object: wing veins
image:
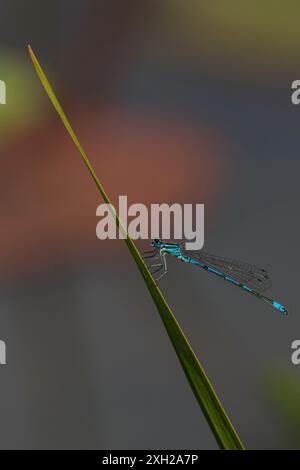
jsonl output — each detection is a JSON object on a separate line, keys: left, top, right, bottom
{"left": 184, "top": 249, "right": 272, "bottom": 293}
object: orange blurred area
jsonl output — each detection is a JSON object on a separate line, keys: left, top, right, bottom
{"left": 0, "top": 103, "right": 228, "bottom": 278}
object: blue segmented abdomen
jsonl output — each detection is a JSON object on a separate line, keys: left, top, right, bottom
{"left": 184, "top": 254, "right": 288, "bottom": 315}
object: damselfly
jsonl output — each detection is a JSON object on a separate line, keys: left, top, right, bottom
{"left": 143, "top": 239, "right": 288, "bottom": 315}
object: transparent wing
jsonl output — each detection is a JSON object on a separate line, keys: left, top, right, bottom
{"left": 143, "top": 248, "right": 165, "bottom": 277}
{"left": 183, "top": 248, "right": 272, "bottom": 293}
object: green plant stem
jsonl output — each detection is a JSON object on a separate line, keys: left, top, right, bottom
{"left": 28, "top": 45, "right": 245, "bottom": 450}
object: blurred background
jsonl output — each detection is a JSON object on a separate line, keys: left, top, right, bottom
{"left": 0, "top": 0, "right": 299, "bottom": 449}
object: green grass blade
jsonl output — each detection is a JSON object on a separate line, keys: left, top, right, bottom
{"left": 28, "top": 45, "right": 245, "bottom": 450}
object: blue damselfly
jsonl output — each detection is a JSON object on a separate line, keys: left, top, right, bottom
{"left": 144, "top": 239, "right": 288, "bottom": 315}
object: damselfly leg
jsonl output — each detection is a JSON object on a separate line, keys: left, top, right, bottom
{"left": 143, "top": 248, "right": 168, "bottom": 280}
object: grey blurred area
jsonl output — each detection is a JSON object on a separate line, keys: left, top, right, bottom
{"left": 0, "top": 0, "right": 299, "bottom": 449}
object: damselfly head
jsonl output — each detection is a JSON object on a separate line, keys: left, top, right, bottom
{"left": 151, "top": 239, "right": 162, "bottom": 248}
